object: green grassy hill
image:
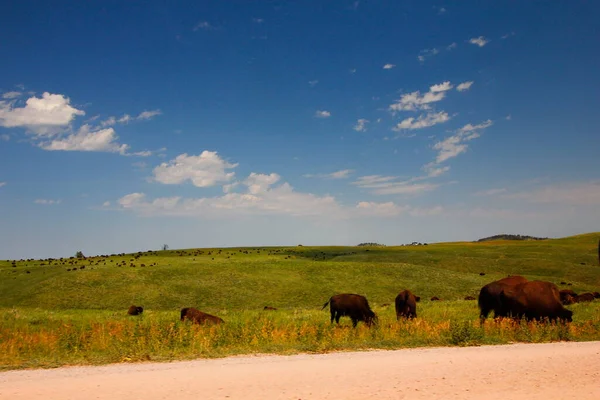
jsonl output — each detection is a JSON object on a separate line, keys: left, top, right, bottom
{"left": 1, "top": 232, "right": 599, "bottom": 312}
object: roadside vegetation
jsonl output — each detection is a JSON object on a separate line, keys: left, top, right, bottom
{"left": 0, "top": 232, "right": 599, "bottom": 370}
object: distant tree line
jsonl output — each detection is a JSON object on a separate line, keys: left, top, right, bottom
{"left": 476, "top": 234, "right": 548, "bottom": 242}
{"left": 357, "top": 242, "right": 386, "bottom": 247}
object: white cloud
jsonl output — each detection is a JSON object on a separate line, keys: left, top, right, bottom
{"left": 393, "top": 111, "right": 450, "bottom": 130}
{"left": 309, "top": 80, "right": 319, "bottom": 87}
{"left": 34, "top": 199, "right": 61, "bottom": 205}
{"left": 118, "top": 114, "right": 132, "bottom": 124}
{"left": 353, "top": 118, "right": 369, "bottom": 132}
{"left": 101, "top": 116, "right": 117, "bottom": 127}
{"left": 389, "top": 82, "right": 455, "bottom": 112}
{"left": 152, "top": 151, "right": 238, "bottom": 187}
{"left": 469, "top": 36, "right": 489, "bottom": 47}
{"left": 383, "top": 64, "right": 396, "bottom": 69}
{"left": 0, "top": 182, "right": 6, "bottom": 187}
{"left": 446, "top": 42, "right": 457, "bottom": 50}
{"left": 437, "top": 7, "right": 446, "bottom": 14}
{"left": 244, "top": 172, "right": 281, "bottom": 194}
{"left": 39, "top": 125, "right": 130, "bottom": 154}
{"left": 115, "top": 181, "right": 414, "bottom": 219}
{"left": 456, "top": 81, "right": 474, "bottom": 92}
{"left": 0, "top": 92, "right": 85, "bottom": 134}
{"left": 424, "top": 165, "right": 450, "bottom": 178}
{"left": 349, "top": 68, "right": 357, "bottom": 74}
{"left": 0, "top": 134, "right": 9, "bottom": 141}
{"left": 504, "top": 181, "right": 600, "bottom": 206}
{"left": 315, "top": 110, "right": 331, "bottom": 118}
{"left": 2, "top": 91, "right": 22, "bottom": 99}
{"left": 193, "top": 21, "right": 214, "bottom": 31}
{"left": 304, "top": 169, "right": 354, "bottom": 180}
{"left": 253, "top": 18, "right": 264, "bottom": 23}
{"left": 429, "top": 81, "right": 454, "bottom": 92}
{"left": 432, "top": 120, "right": 492, "bottom": 163}
{"left": 474, "top": 188, "right": 507, "bottom": 196}
{"left": 102, "top": 201, "right": 111, "bottom": 207}
{"left": 104, "top": 110, "right": 161, "bottom": 126}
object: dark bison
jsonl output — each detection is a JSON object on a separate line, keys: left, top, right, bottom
{"left": 430, "top": 296, "right": 441, "bottom": 301}
{"left": 321, "top": 294, "right": 377, "bottom": 327}
{"left": 499, "top": 281, "right": 573, "bottom": 323}
{"left": 180, "top": 307, "right": 224, "bottom": 325}
{"left": 478, "top": 275, "right": 528, "bottom": 323}
{"left": 395, "top": 290, "right": 418, "bottom": 319}
{"left": 127, "top": 305, "right": 144, "bottom": 316}
{"left": 464, "top": 296, "right": 476, "bottom": 301}
{"left": 263, "top": 306, "right": 278, "bottom": 311}
{"left": 576, "top": 293, "right": 595, "bottom": 302}
{"left": 559, "top": 289, "right": 578, "bottom": 305}
{"left": 594, "top": 292, "right": 600, "bottom": 299}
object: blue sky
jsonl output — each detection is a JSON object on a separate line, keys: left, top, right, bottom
{"left": 1, "top": 1, "right": 600, "bottom": 259}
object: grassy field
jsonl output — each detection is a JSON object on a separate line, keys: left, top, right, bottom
{"left": 1, "top": 232, "right": 599, "bottom": 370}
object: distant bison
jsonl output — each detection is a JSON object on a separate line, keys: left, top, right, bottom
{"left": 478, "top": 275, "right": 528, "bottom": 323}
{"left": 576, "top": 293, "right": 595, "bottom": 303}
{"left": 321, "top": 294, "right": 377, "bottom": 327}
{"left": 559, "top": 289, "right": 578, "bottom": 305}
{"left": 180, "top": 307, "right": 224, "bottom": 325}
{"left": 499, "top": 281, "right": 573, "bottom": 323}
{"left": 263, "top": 306, "right": 278, "bottom": 311}
{"left": 594, "top": 292, "right": 600, "bottom": 299}
{"left": 395, "top": 290, "right": 418, "bottom": 320}
{"left": 430, "top": 297, "right": 441, "bottom": 301}
{"left": 464, "top": 296, "right": 476, "bottom": 301}
{"left": 127, "top": 305, "right": 144, "bottom": 316}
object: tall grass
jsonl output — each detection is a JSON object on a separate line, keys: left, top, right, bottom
{"left": 2, "top": 302, "right": 599, "bottom": 371}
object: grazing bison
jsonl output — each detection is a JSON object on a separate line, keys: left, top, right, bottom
{"left": 321, "top": 294, "right": 377, "bottom": 327}
{"left": 576, "top": 293, "right": 595, "bottom": 302}
{"left": 499, "top": 281, "right": 573, "bottom": 323}
{"left": 593, "top": 292, "right": 600, "bottom": 299}
{"left": 430, "top": 297, "right": 441, "bottom": 301}
{"left": 395, "top": 290, "right": 418, "bottom": 320}
{"left": 559, "top": 289, "right": 578, "bottom": 305}
{"left": 127, "top": 305, "right": 144, "bottom": 316}
{"left": 478, "top": 275, "right": 528, "bottom": 323}
{"left": 263, "top": 306, "right": 278, "bottom": 311}
{"left": 180, "top": 307, "right": 224, "bottom": 325}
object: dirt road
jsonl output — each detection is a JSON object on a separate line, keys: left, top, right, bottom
{"left": 1, "top": 341, "right": 599, "bottom": 400}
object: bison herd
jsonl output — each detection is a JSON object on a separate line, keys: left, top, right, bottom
{"left": 125, "top": 275, "right": 598, "bottom": 328}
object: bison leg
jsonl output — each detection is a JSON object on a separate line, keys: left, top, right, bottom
{"left": 351, "top": 318, "right": 358, "bottom": 328}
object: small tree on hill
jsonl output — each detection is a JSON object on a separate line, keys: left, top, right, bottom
{"left": 162, "top": 244, "right": 169, "bottom": 251}
{"left": 75, "top": 251, "right": 85, "bottom": 259}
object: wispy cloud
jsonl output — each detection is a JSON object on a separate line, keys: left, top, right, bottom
{"left": 393, "top": 111, "right": 451, "bottom": 131}
{"left": 501, "top": 32, "right": 515, "bottom": 39}
{"left": 383, "top": 64, "right": 396, "bottom": 69}
{"left": 474, "top": 188, "right": 507, "bottom": 196}
{"left": 304, "top": 169, "right": 354, "bottom": 179}
{"left": 432, "top": 119, "right": 493, "bottom": 163}
{"left": 308, "top": 80, "right": 319, "bottom": 87}
{"left": 0, "top": 133, "right": 9, "bottom": 141}
{"left": 456, "top": 81, "right": 474, "bottom": 92}
{"left": 315, "top": 110, "right": 331, "bottom": 118}
{"left": 0, "top": 182, "right": 6, "bottom": 187}
{"left": 353, "top": 175, "right": 439, "bottom": 195}
{"left": 469, "top": 36, "right": 489, "bottom": 47}
{"left": 2, "top": 91, "right": 22, "bottom": 99}
{"left": 436, "top": 6, "right": 447, "bottom": 14}
{"left": 34, "top": 199, "right": 61, "bottom": 205}
{"left": 252, "top": 18, "right": 264, "bottom": 23}
{"left": 353, "top": 118, "right": 369, "bottom": 132}
{"left": 504, "top": 181, "right": 600, "bottom": 206}
{"left": 193, "top": 21, "right": 214, "bottom": 31}
{"left": 39, "top": 125, "right": 130, "bottom": 154}
{"left": 102, "top": 109, "right": 162, "bottom": 127}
